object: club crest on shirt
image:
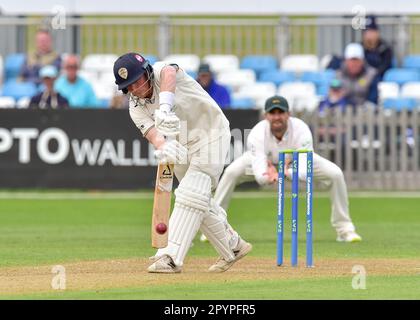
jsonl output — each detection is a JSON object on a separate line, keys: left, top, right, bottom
{"left": 118, "top": 67, "right": 128, "bottom": 79}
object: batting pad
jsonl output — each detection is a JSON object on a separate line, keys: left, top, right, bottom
{"left": 156, "top": 171, "right": 211, "bottom": 266}
{"left": 200, "top": 199, "right": 237, "bottom": 262}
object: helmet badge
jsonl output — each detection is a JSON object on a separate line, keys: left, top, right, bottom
{"left": 118, "top": 67, "right": 128, "bottom": 79}
{"left": 135, "top": 54, "right": 143, "bottom": 62}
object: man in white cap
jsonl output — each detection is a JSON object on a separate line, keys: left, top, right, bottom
{"left": 336, "top": 43, "right": 378, "bottom": 106}
{"left": 202, "top": 95, "right": 362, "bottom": 243}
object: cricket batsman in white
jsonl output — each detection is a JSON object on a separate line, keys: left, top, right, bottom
{"left": 206, "top": 95, "right": 362, "bottom": 243}
{"left": 113, "top": 52, "right": 252, "bottom": 273}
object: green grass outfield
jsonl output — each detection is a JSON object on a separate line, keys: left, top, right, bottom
{"left": 0, "top": 191, "right": 419, "bottom": 299}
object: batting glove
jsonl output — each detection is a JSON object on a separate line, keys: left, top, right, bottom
{"left": 154, "top": 139, "right": 188, "bottom": 165}
{"left": 155, "top": 109, "right": 181, "bottom": 137}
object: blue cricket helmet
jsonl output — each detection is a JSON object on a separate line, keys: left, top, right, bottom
{"left": 113, "top": 52, "right": 153, "bottom": 94}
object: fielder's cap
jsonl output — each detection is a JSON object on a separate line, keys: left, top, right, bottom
{"left": 344, "top": 43, "right": 364, "bottom": 60}
{"left": 113, "top": 52, "right": 149, "bottom": 92}
{"left": 264, "top": 95, "right": 289, "bottom": 113}
{"left": 365, "top": 15, "right": 379, "bottom": 30}
{"left": 198, "top": 63, "right": 211, "bottom": 74}
{"left": 39, "top": 65, "right": 58, "bottom": 78}
{"left": 330, "top": 78, "right": 343, "bottom": 89}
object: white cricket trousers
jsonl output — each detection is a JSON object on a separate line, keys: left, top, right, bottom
{"left": 155, "top": 130, "right": 240, "bottom": 266}
{"left": 214, "top": 151, "right": 356, "bottom": 234}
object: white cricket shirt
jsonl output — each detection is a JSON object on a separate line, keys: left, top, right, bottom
{"left": 247, "top": 117, "right": 313, "bottom": 185}
{"left": 129, "top": 62, "right": 230, "bottom": 151}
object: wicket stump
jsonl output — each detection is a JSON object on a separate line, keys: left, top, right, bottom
{"left": 277, "top": 149, "right": 314, "bottom": 268}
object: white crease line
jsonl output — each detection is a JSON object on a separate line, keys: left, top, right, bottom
{"left": 0, "top": 193, "right": 152, "bottom": 200}
{"left": 0, "top": 191, "right": 419, "bottom": 200}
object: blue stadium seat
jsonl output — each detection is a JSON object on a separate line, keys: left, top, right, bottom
{"left": 301, "top": 69, "right": 335, "bottom": 85}
{"left": 301, "top": 69, "right": 336, "bottom": 97}
{"left": 240, "top": 55, "right": 278, "bottom": 78}
{"left": 383, "top": 97, "right": 418, "bottom": 111}
{"left": 402, "top": 55, "right": 420, "bottom": 70}
{"left": 1, "top": 80, "right": 37, "bottom": 100}
{"left": 4, "top": 53, "right": 25, "bottom": 81}
{"left": 316, "top": 83, "right": 330, "bottom": 97}
{"left": 144, "top": 55, "right": 158, "bottom": 65}
{"left": 383, "top": 68, "right": 420, "bottom": 86}
{"left": 186, "top": 71, "right": 197, "bottom": 79}
{"left": 230, "top": 97, "right": 255, "bottom": 109}
{"left": 259, "top": 70, "right": 295, "bottom": 87}
{"left": 97, "top": 98, "right": 110, "bottom": 108}
{"left": 224, "top": 84, "right": 233, "bottom": 95}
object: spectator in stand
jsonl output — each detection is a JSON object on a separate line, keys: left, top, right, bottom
{"left": 20, "top": 29, "right": 62, "bottom": 87}
{"left": 335, "top": 43, "right": 378, "bottom": 106}
{"left": 29, "top": 65, "right": 69, "bottom": 109}
{"left": 317, "top": 79, "right": 351, "bottom": 166}
{"left": 318, "top": 79, "right": 350, "bottom": 114}
{"left": 325, "top": 54, "right": 344, "bottom": 70}
{"left": 196, "top": 63, "right": 231, "bottom": 109}
{"left": 362, "top": 15, "right": 393, "bottom": 80}
{"left": 55, "top": 54, "right": 99, "bottom": 108}
{"left": 109, "top": 91, "right": 129, "bottom": 109}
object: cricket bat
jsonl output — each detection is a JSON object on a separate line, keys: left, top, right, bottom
{"left": 151, "top": 163, "right": 174, "bottom": 248}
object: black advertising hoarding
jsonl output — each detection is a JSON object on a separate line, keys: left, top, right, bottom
{"left": 0, "top": 109, "right": 259, "bottom": 189}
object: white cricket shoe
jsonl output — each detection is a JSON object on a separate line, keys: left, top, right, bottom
{"left": 208, "top": 238, "right": 252, "bottom": 273}
{"left": 336, "top": 231, "right": 362, "bottom": 243}
{"left": 200, "top": 233, "right": 209, "bottom": 242}
{"left": 147, "top": 254, "right": 182, "bottom": 273}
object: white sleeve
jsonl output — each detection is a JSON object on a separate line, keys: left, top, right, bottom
{"left": 286, "top": 120, "right": 314, "bottom": 181}
{"left": 294, "top": 121, "right": 313, "bottom": 151}
{"left": 129, "top": 106, "right": 154, "bottom": 137}
{"left": 247, "top": 128, "right": 269, "bottom": 186}
{"left": 153, "top": 61, "right": 186, "bottom": 84}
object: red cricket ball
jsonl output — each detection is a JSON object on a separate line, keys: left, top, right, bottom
{"left": 156, "top": 223, "right": 167, "bottom": 234}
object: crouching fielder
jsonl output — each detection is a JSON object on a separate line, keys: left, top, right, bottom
{"left": 213, "top": 96, "right": 362, "bottom": 243}
{"left": 113, "top": 53, "right": 252, "bottom": 273}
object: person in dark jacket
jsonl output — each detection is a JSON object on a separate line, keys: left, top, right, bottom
{"left": 29, "top": 65, "right": 69, "bottom": 109}
{"left": 361, "top": 15, "right": 393, "bottom": 79}
{"left": 196, "top": 63, "right": 231, "bottom": 109}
